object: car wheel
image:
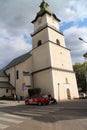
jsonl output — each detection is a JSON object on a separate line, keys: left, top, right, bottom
{"left": 38, "top": 102, "right": 42, "bottom": 106}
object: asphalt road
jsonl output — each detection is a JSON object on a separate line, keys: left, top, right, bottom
{"left": 0, "top": 99, "right": 87, "bottom": 130}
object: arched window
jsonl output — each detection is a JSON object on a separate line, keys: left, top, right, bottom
{"left": 56, "top": 39, "right": 60, "bottom": 45}
{"left": 65, "top": 78, "right": 68, "bottom": 84}
{"left": 16, "top": 70, "right": 19, "bottom": 80}
{"left": 37, "top": 40, "right": 42, "bottom": 47}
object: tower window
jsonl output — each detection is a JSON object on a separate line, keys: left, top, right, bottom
{"left": 16, "top": 70, "right": 19, "bottom": 80}
{"left": 65, "top": 78, "right": 68, "bottom": 84}
{"left": 37, "top": 40, "right": 42, "bottom": 47}
{"left": 6, "top": 89, "right": 8, "bottom": 93}
{"left": 56, "top": 39, "right": 60, "bottom": 45}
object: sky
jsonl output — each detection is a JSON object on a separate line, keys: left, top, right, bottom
{"left": 0, "top": 0, "right": 87, "bottom": 69}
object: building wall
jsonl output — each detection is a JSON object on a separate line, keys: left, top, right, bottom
{"left": 33, "top": 69, "right": 54, "bottom": 96}
{"left": 46, "top": 14, "right": 59, "bottom": 30}
{"left": 52, "top": 70, "right": 79, "bottom": 101}
{"left": 32, "top": 31, "right": 79, "bottom": 100}
{"left": 32, "top": 43, "right": 51, "bottom": 72}
{"left": 6, "top": 67, "right": 16, "bottom": 87}
{"left": 48, "top": 41, "right": 79, "bottom": 100}
{"left": 0, "top": 77, "right": 8, "bottom": 82}
{"left": 5, "top": 57, "right": 32, "bottom": 97}
{"left": 49, "top": 42, "right": 73, "bottom": 70}
{"left": 34, "top": 14, "right": 59, "bottom": 32}
{"left": 32, "top": 28, "right": 49, "bottom": 49}
{"left": 48, "top": 28, "right": 66, "bottom": 47}
{"left": 0, "top": 88, "right": 11, "bottom": 97}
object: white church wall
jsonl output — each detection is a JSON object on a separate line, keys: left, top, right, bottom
{"left": 52, "top": 70, "right": 79, "bottom": 101}
{"left": 48, "top": 28, "right": 66, "bottom": 47}
{"left": 33, "top": 69, "right": 54, "bottom": 96}
{"left": 49, "top": 42, "right": 73, "bottom": 71}
{"left": 32, "top": 28, "right": 49, "bottom": 49}
{"left": 46, "top": 14, "right": 59, "bottom": 30}
{"left": 32, "top": 43, "right": 51, "bottom": 72}
{"left": 34, "top": 14, "right": 59, "bottom": 33}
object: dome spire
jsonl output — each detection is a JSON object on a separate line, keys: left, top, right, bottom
{"left": 38, "top": 0, "right": 51, "bottom": 16}
{"left": 31, "top": 0, "right": 60, "bottom": 23}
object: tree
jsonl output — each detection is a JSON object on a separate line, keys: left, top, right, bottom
{"left": 73, "top": 62, "right": 87, "bottom": 92}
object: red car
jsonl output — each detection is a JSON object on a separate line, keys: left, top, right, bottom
{"left": 25, "top": 95, "right": 50, "bottom": 106}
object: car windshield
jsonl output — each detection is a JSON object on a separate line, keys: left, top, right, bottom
{"left": 31, "top": 95, "right": 40, "bottom": 98}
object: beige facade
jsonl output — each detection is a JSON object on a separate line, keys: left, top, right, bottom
{"left": 31, "top": 1, "right": 79, "bottom": 100}
{"left": 34, "top": 14, "right": 59, "bottom": 33}
{"left": 0, "top": 88, "right": 11, "bottom": 97}
{"left": 5, "top": 57, "right": 32, "bottom": 97}
{"left": 0, "top": 77, "right": 8, "bottom": 82}
{"left": 0, "top": 73, "right": 14, "bottom": 97}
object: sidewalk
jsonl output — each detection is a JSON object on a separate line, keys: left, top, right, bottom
{"left": 0, "top": 100, "right": 25, "bottom": 106}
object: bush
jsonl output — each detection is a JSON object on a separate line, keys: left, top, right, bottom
{"left": 0, "top": 95, "right": 14, "bottom": 100}
{"left": 28, "top": 88, "right": 41, "bottom": 97}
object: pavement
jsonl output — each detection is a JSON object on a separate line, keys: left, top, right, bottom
{"left": 0, "top": 100, "right": 25, "bottom": 106}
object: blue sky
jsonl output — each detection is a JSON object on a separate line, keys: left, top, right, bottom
{"left": 0, "top": 0, "right": 87, "bottom": 69}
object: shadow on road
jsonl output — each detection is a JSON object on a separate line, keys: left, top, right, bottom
{"left": 0, "top": 99, "right": 87, "bottom": 123}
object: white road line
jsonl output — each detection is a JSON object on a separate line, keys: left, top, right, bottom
{"left": 22, "top": 110, "right": 48, "bottom": 114}
{"left": 0, "top": 123, "right": 9, "bottom": 130}
{"left": 3, "top": 114, "right": 26, "bottom": 119}
{"left": 0, "top": 117, "right": 23, "bottom": 124}
{"left": 14, "top": 112, "right": 41, "bottom": 116}
{"left": 27, "top": 109, "right": 54, "bottom": 113}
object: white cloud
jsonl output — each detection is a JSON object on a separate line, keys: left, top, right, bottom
{"left": 0, "top": 28, "right": 32, "bottom": 68}
{"left": 64, "top": 26, "right": 87, "bottom": 64}
{"left": 0, "top": 0, "right": 87, "bottom": 68}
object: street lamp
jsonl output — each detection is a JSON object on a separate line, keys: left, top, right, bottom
{"left": 79, "top": 37, "right": 87, "bottom": 59}
{"left": 83, "top": 53, "right": 87, "bottom": 60}
{"left": 79, "top": 37, "right": 87, "bottom": 44}
{"left": 58, "top": 83, "right": 60, "bottom": 101}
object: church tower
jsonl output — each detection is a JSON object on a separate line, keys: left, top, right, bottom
{"left": 31, "top": 0, "right": 79, "bottom": 101}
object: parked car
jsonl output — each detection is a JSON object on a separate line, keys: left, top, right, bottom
{"left": 25, "top": 95, "right": 50, "bottom": 106}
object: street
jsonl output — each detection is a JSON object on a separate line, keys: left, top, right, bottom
{"left": 0, "top": 99, "right": 87, "bottom": 130}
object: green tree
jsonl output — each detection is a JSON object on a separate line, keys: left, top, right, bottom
{"left": 73, "top": 62, "right": 87, "bottom": 92}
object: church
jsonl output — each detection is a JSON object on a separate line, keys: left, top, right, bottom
{"left": 0, "top": 0, "right": 79, "bottom": 101}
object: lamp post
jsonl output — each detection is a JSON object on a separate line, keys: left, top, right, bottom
{"left": 83, "top": 54, "right": 87, "bottom": 92}
{"left": 58, "top": 83, "right": 60, "bottom": 101}
{"left": 79, "top": 37, "right": 87, "bottom": 92}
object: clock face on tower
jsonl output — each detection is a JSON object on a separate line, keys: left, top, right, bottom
{"left": 38, "top": 18, "right": 42, "bottom": 24}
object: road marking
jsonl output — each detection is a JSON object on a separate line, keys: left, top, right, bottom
{"left": 0, "top": 117, "right": 23, "bottom": 124}
{"left": 27, "top": 109, "right": 54, "bottom": 113}
{"left": 0, "top": 123, "right": 9, "bottom": 130}
{"left": 22, "top": 110, "right": 48, "bottom": 114}
{"left": 14, "top": 112, "right": 41, "bottom": 116}
{"left": 3, "top": 114, "right": 26, "bottom": 119}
